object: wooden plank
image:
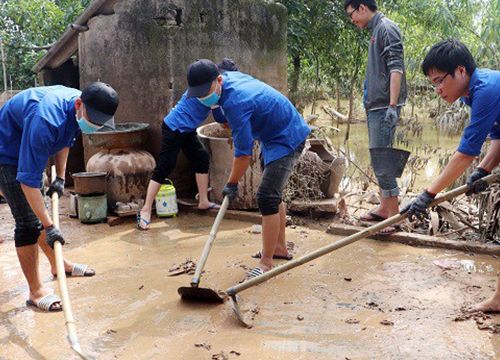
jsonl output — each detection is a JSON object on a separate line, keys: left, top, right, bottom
{"left": 178, "top": 204, "right": 261, "bottom": 224}
{"left": 326, "top": 223, "right": 500, "bottom": 256}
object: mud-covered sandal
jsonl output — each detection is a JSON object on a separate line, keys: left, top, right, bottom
{"left": 26, "top": 293, "right": 62, "bottom": 312}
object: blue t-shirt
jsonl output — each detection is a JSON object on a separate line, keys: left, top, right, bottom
{"left": 0, "top": 85, "right": 81, "bottom": 188}
{"left": 164, "top": 92, "right": 210, "bottom": 132}
{"left": 458, "top": 68, "right": 500, "bottom": 156}
{"left": 219, "top": 71, "right": 311, "bottom": 165}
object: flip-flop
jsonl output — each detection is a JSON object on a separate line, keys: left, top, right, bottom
{"left": 53, "top": 263, "right": 95, "bottom": 278}
{"left": 137, "top": 213, "right": 151, "bottom": 230}
{"left": 360, "top": 211, "right": 387, "bottom": 222}
{"left": 198, "top": 203, "right": 220, "bottom": 211}
{"left": 376, "top": 224, "right": 401, "bottom": 235}
{"left": 246, "top": 267, "right": 266, "bottom": 279}
{"left": 26, "top": 293, "right": 62, "bottom": 312}
{"left": 251, "top": 250, "right": 293, "bottom": 261}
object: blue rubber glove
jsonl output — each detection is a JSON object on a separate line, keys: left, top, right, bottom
{"left": 401, "top": 190, "right": 436, "bottom": 222}
{"left": 222, "top": 183, "right": 239, "bottom": 201}
{"left": 45, "top": 225, "right": 65, "bottom": 249}
{"left": 466, "top": 167, "right": 490, "bottom": 196}
{"left": 47, "top": 176, "right": 65, "bottom": 198}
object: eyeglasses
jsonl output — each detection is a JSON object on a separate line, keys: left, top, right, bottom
{"left": 431, "top": 73, "right": 450, "bottom": 88}
{"left": 346, "top": 7, "right": 359, "bottom": 19}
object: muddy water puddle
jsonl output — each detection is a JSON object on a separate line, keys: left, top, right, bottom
{"left": 0, "top": 202, "right": 499, "bottom": 359}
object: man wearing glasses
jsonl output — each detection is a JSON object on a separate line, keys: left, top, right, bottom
{"left": 344, "top": 0, "right": 407, "bottom": 232}
{"left": 405, "top": 39, "right": 500, "bottom": 313}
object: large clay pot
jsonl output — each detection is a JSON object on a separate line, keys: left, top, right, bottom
{"left": 197, "top": 123, "right": 261, "bottom": 210}
{"left": 86, "top": 149, "right": 156, "bottom": 208}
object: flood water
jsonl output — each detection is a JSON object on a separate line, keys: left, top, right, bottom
{"left": 324, "top": 117, "right": 463, "bottom": 191}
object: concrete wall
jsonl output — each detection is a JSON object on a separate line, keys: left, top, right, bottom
{"left": 78, "top": 0, "right": 287, "bottom": 195}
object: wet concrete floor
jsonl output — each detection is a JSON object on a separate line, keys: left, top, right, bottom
{"left": 0, "top": 199, "right": 499, "bottom": 360}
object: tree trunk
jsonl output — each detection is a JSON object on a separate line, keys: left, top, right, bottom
{"left": 336, "top": 82, "right": 341, "bottom": 127}
{"left": 311, "top": 55, "right": 320, "bottom": 114}
{"left": 289, "top": 54, "right": 301, "bottom": 106}
{"left": 345, "top": 58, "right": 361, "bottom": 144}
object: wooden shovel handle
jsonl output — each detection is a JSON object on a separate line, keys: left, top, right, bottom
{"left": 190, "top": 196, "right": 230, "bottom": 287}
{"left": 51, "top": 166, "right": 81, "bottom": 351}
{"left": 227, "top": 173, "right": 500, "bottom": 296}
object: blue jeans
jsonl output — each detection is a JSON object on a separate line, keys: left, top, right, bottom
{"left": 367, "top": 108, "right": 400, "bottom": 198}
{"left": 0, "top": 165, "right": 42, "bottom": 247}
{"left": 257, "top": 142, "right": 304, "bottom": 216}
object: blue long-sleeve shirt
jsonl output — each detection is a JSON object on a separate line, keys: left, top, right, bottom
{"left": 218, "top": 71, "right": 310, "bottom": 165}
{"left": 0, "top": 85, "right": 81, "bottom": 188}
{"left": 458, "top": 68, "right": 500, "bottom": 156}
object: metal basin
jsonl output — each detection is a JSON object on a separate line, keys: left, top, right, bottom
{"left": 72, "top": 171, "right": 107, "bottom": 195}
{"left": 85, "top": 123, "right": 150, "bottom": 149}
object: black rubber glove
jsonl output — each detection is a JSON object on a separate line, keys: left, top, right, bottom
{"left": 222, "top": 183, "right": 239, "bottom": 201}
{"left": 45, "top": 225, "right": 65, "bottom": 249}
{"left": 401, "top": 190, "right": 436, "bottom": 222}
{"left": 466, "top": 167, "right": 490, "bottom": 196}
{"left": 47, "top": 176, "right": 65, "bottom": 198}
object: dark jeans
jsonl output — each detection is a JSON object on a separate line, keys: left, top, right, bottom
{"left": 151, "top": 122, "right": 210, "bottom": 184}
{"left": 257, "top": 142, "right": 304, "bottom": 216}
{"left": 0, "top": 165, "right": 41, "bottom": 247}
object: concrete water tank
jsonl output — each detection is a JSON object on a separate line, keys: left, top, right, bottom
{"left": 197, "top": 123, "right": 261, "bottom": 210}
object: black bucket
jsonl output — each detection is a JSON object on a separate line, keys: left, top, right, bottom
{"left": 369, "top": 148, "right": 411, "bottom": 178}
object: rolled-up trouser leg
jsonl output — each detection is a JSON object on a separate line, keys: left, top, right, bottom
{"left": 367, "top": 108, "right": 401, "bottom": 198}
{"left": 0, "top": 165, "right": 41, "bottom": 247}
{"left": 257, "top": 143, "right": 304, "bottom": 216}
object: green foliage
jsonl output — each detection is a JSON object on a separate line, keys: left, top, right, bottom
{"left": 0, "top": 0, "right": 91, "bottom": 89}
{"left": 282, "top": 0, "right": 499, "bottom": 110}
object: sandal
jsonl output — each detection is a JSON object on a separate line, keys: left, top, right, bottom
{"left": 251, "top": 250, "right": 293, "bottom": 261}
{"left": 53, "top": 263, "right": 95, "bottom": 278}
{"left": 26, "top": 293, "right": 62, "bottom": 312}
{"left": 376, "top": 224, "right": 401, "bottom": 235}
{"left": 137, "top": 212, "right": 151, "bottom": 230}
{"left": 198, "top": 203, "right": 220, "bottom": 211}
{"left": 246, "top": 267, "right": 266, "bottom": 279}
{"left": 360, "top": 211, "right": 387, "bottom": 222}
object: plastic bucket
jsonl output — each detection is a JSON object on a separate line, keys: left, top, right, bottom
{"left": 369, "top": 148, "right": 411, "bottom": 178}
{"left": 155, "top": 179, "right": 178, "bottom": 217}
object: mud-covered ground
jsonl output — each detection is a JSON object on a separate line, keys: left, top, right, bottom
{"left": 0, "top": 197, "right": 499, "bottom": 360}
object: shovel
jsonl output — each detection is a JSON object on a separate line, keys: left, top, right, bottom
{"left": 178, "top": 196, "right": 229, "bottom": 303}
{"left": 50, "top": 166, "right": 94, "bottom": 360}
{"left": 226, "top": 173, "right": 500, "bottom": 327}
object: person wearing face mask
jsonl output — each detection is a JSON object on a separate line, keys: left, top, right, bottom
{"left": 404, "top": 39, "right": 500, "bottom": 313}
{"left": 184, "top": 59, "right": 311, "bottom": 278}
{"left": 137, "top": 59, "right": 238, "bottom": 230}
{"left": 0, "top": 82, "right": 118, "bottom": 312}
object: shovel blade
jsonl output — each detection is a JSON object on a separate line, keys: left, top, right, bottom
{"left": 178, "top": 286, "right": 224, "bottom": 304}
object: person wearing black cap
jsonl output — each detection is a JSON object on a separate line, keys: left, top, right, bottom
{"left": 185, "top": 59, "right": 311, "bottom": 278}
{"left": 0, "top": 82, "right": 119, "bottom": 312}
{"left": 137, "top": 59, "right": 237, "bottom": 230}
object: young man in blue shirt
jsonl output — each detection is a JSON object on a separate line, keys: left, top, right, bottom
{"left": 137, "top": 59, "right": 239, "bottom": 230}
{"left": 186, "top": 59, "right": 311, "bottom": 277}
{"left": 404, "top": 39, "right": 500, "bottom": 313}
{"left": 0, "top": 82, "right": 119, "bottom": 312}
